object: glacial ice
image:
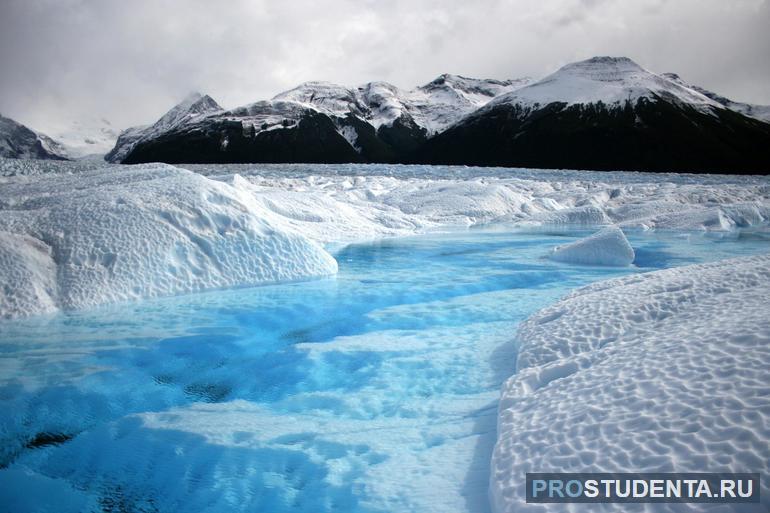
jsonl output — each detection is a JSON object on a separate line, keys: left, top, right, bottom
{"left": 1, "top": 159, "right": 769, "bottom": 318}
{"left": 549, "top": 225, "right": 635, "bottom": 266}
{"left": 0, "top": 164, "right": 337, "bottom": 318}
{"left": 0, "top": 156, "right": 768, "bottom": 513}
{"left": 0, "top": 231, "right": 58, "bottom": 318}
{"left": 492, "top": 253, "right": 770, "bottom": 513}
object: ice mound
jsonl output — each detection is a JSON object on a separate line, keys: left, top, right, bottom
{"left": 226, "top": 174, "right": 423, "bottom": 244}
{"left": 549, "top": 226, "right": 635, "bottom": 266}
{"left": 0, "top": 165, "right": 337, "bottom": 318}
{"left": 0, "top": 232, "right": 58, "bottom": 318}
{"left": 491, "top": 254, "right": 770, "bottom": 513}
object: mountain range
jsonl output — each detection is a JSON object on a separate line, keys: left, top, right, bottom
{"left": 418, "top": 57, "right": 770, "bottom": 172}
{"left": 107, "top": 74, "right": 532, "bottom": 166}
{"left": 3, "top": 57, "right": 770, "bottom": 173}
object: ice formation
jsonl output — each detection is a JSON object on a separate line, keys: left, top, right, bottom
{"left": 0, "top": 164, "right": 337, "bottom": 318}
{"left": 1, "top": 159, "right": 769, "bottom": 318}
{"left": 215, "top": 167, "right": 770, "bottom": 245}
{"left": 549, "top": 225, "right": 635, "bottom": 266}
{"left": 491, "top": 254, "right": 770, "bottom": 513}
{"left": 0, "top": 231, "right": 58, "bottom": 318}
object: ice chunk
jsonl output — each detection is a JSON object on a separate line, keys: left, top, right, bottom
{"left": 0, "top": 164, "right": 337, "bottom": 318}
{"left": 0, "top": 232, "right": 58, "bottom": 318}
{"left": 549, "top": 225, "right": 635, "bottom": 266}
{"left": 492, "top": 254, "right": 770, "bottom": 512}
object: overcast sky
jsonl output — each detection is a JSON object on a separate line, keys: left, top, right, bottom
{"left": 1, "top": 0, "right": 768, "bottom": 134}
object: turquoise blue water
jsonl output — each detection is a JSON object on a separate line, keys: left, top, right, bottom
{"left": 0, "top": 227, "right": 768, "bottom": 512}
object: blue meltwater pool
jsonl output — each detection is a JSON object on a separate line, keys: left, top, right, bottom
{"left": 1, "top": 227, "right": 768, "bottom": 513}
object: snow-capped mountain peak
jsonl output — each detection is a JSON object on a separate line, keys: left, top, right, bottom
{"left": 418, "top": 73, "right": 529, "bottom": 104}
{"left": 104, "top": 57, "right": 770, "bottom": 171}
{"left": 105, "top": 92, "right": 223, "bottom": 163}
{"left": 356, "top": 81, "right": 411, "bottom": 129}
{"left": 0, "top": 114, "right": 68, "bottom": 160}
{"left": 408, "top": 74, "right": 533, "bottom": 133}
{"left": 486, "top": 56, "right": 723, "bottom": 113}
{"left": 152, "top": 92, "right": 223, "bottom": 133}
{"left": 417, "top": 56, "right": 770, "bottom": 172}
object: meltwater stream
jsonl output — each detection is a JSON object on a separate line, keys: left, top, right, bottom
{"left": 1, "top": 227, "right": 768, "bottom": 513}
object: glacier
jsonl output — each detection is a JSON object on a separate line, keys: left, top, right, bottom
{"left": 1, "top": 158, "right": 770, "bottom": 318}
{"left": 0, "top": 159, "right": 769, "bottom": 513}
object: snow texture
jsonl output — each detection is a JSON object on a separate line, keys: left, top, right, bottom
{"left": 216, "top": 168, "right": 770, "bottom": 245}
{"left": 492, "top": 253, "right": 770, "bottom": 513}
{"left": 550, "top": 226, "right": 635, "bottom": 266}
{"left": 0, "top": 164, "right": 337, "bottom": 318}
{"left": 0, "top": 231, "right": 58, "bottom": 318}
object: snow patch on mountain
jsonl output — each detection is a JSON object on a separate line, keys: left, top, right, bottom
{"left": 272, "top": 75, "right": 532, "bottom": 135}
{"left": 221, "top": 100, "right": 307, "bottom": 136}
{"left": 662, "top": 72, "right": 770, "bottom": 123}
{"left": 273, "top": 81, "right": 369, "bottom": 119}
{"left": 43, "top": 117, "right": 121, "bottom": 158}
{"left": 409, "top": 74, "right": 532, "bottom": 133}
{"left": 337, "top": 125, "right": 361, "bottom": 153}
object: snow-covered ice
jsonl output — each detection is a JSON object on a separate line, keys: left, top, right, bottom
{"left": 212, "top": 166, "right": 770, "bottom": 245}
{"left": 1, "top": 159, "right": 769, "bottom": 318}
{"left": 0, "top": 231, "right": 58, "bottom": 318}
{"left": 0, "top": 163, "right": 337, "bottom": 318}
{"left": 549, "top": 225, "right": 635, "bottom": 266}
{"left": 492, "top": 253, "right": 770, "bottom": 513}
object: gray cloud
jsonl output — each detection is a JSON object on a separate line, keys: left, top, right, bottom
{"left": 1, "top": 0, "right": 768, "bottom": 134}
